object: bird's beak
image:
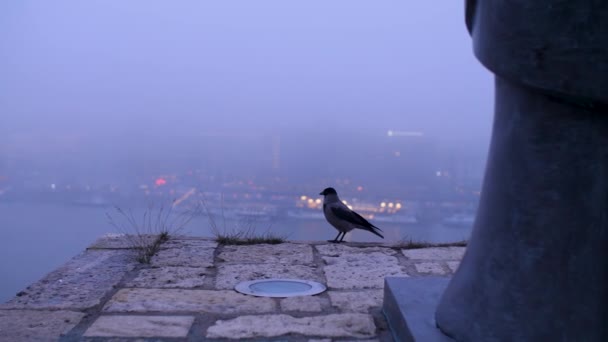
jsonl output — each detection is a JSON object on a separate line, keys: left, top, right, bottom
{"left": 319, "top": 191, "right": 324, "bottom": 195}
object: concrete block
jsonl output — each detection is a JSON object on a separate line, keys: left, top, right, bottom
{"left": 382, "top": 277, "right": 453, "bottom": 342}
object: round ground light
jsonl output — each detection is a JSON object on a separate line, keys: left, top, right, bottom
{"left": 234, "top": 278, "right": 327, "bottom": 298}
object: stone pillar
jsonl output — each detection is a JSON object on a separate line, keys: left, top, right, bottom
{"left": 435, "top": 1, "right": 608, "bottom": 341}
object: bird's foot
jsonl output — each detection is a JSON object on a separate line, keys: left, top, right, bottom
{"left": 327, "top": 240, "right": 340, "bottom": 243}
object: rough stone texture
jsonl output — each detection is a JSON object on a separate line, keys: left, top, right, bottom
{"left": 0, "top": 309, "right": 85, "bottom": 341}
{"left": 446, "top": 261, "right": 460, "bottom": 273}
{"left": 322, "top": 252, "right": 408, "bottom": 289}
{"left": 0, "top": 250, "right": 136, "bottom": 310}
{"left": 206, "top": 313, "right": 376, "bottom": 339}
{"left": 218, "top": 243, "right": 314, "bottom": 264}
{"left": 87, "top": 234, "right": 155, "bottom": 249}
{"left": 126, "top": 267, "right": 207, "bottom": 288}
{"left": 215, "top": 263, "right": 322, "bottom": 290}
{"left": 103, "top": 288, "right": 276, "bottom": 314}
{"left": 316, "top": 244, "right": 396, "bottom": 256}
{"left": 401, "top": 247, "right": 465, "bottom": 261}
{"left": 151, "top": 242, "right": 215, "bottom": 268}
{"left": 280, "top": 295, "right": 329, "bottom": 312}
{"left": 84, "top": 315, "right": 194, "bottom": 337}
{"left": 328, "top": 290, "right": 383, "bottom": 313}
{"left": 414, "top": 262, "right": 447, "bottom": 275}
{"left": 160, "top": 238, "right": 217, "bottom": 250}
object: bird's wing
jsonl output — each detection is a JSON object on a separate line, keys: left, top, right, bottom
{"left": 330, "top": 205, "right": 381, "bottom": 230}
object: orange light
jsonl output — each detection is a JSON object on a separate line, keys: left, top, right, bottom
{"left": 155, "top": 178, "right": 167, "bottom": 186}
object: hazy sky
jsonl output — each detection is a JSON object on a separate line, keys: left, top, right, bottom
{"left": 1, "top": 1, "right": 493, "bottom": 157}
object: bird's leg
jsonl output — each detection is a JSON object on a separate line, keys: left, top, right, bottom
{"left": 328, "top": 231, "right": 342, "bottom": 243}
{"left": 339, "top": 232, "right": 347, "bottom": 243}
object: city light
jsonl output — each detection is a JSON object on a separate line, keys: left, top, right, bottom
{"left": 300, "top": 195, "right": 307, "bottom": 201}
{"left": 315, "top": 199, "right": 321, "bottom": 204}
{"left": 155, "top": 178, "right": 167, "bottom": 186}
{"left": 380, "top": 202, "right": 386, "bottom": 208}
{"left": 388, "top": 202, "right": 394, "bottom": 208}
{"left": 396, "top": 203, "right": 402, "bottom": 209}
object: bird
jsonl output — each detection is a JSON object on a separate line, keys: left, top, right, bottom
{"left": 319, "top": 187, "right": 384, "bottom": 243}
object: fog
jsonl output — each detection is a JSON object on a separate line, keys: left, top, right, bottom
{"left": 1, "top": 0, "right": 492, "bottom": 167}
{"left": 0, "top": 1, "right": 495, "bottom": 301}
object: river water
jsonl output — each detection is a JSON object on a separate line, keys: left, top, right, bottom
{"left": 0, "top": 201, "right": 472, "bottom": 302}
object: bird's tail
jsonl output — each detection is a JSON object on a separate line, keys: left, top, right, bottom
{"left": 366, "top": 225, "right": 384, "bottom": 239}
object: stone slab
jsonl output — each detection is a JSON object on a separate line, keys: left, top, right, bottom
{"left": 126, "top": 267, "right": 207, "bottom": 288}
{"left": 323, "top": 252, "right": 408, "bottom": 289}
{"left": 0, "top": 250, "right": 136, "bottom": 310}
{"left": 414, "top": 262, "right": 447, "bottom": 275}
{"left": 161, "top": 238, "right": 217, "bottom": 250}
{"left": 329, "top": 290, "right": 383, "bottom": 313}
{"left": 87, "top": 234, "right": 160, "bottom": 250}
{"left": 206, "top": 313, "right": 377, "bottom": 339}
{"left": 218, "top": 243, "right": 313, "bottom": 264}
{"left": 151, "top": 243, "right": 215, "bottom": 268}
{"left": 103, "top": 288, "right": 276, "bottom": 314}
{"left": 316, "top": 244, "right": 396, "bottom": 256}
{"left": 0, "top": 309, "right": 85, "bottom": 341}
{"left": 382, "top": 277, "right": 454, "bottom": 342}
{"left": 84, "top": 315, "right": 194, "bottom": 337}
{"left": 446, "top": 261, "right": 460, "bottom": 273}
{"left": 401, "top": 247, "right": 465, "bottom": 261}
{"left": 280, "top": 295, "right": 329, "bottom": 312}
{"left": 215, "top": 263, "right": 322, "bottom": 290}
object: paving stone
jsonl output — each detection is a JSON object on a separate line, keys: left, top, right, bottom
{"left": 126, "top": 267, "right": 208, "bottom": 288}
{"left": 0, "top": 250, "right": 136, "bottom": 310}
{"left": 88, "top": 234, "right": 153, "bottom": 249}
{"left": 328, "top": 290, "right": 383, "bottom": 312}
{"left": 280, "top": 295, "right": 329, "bottom": 312}
{"left": 103, "top": 288, "right": 276, "bottom": 314}
{"left": 206, "top": 313, "right": 376, "bottom": 339}
{"left": 414, "top": 262, "right": 447, "bottom": 275}
{"left": 316, "top": 244, "right": 396, "bottom": 256}
{"left": 0, "top": 309, "right": 84, "bottom": 341}
{"left": 447, "top": 261, "right": 460, "bottom": 272}
{"left": 160, "top": 238, "right": 217, "bottom": 250}
{"left": 401, "top": 247, "right": 465, "bottom": 261}
{"left": 215, "top": 263, "right": 322, "bottom": 290}
{"left": 84, "top": 315, "right": 194, "bottom": 337}
{"left": 322, "top": 252, "right": 408, "bottom": 289}
{"left": 218, "top": 243, "right": 313, "bottom": 264}
{"left": 151, "top": 244, "right": 215, "bottom": 268}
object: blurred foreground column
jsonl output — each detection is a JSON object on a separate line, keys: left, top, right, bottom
{"left": 435, "top": 1, "right": 608, "bottom": 341}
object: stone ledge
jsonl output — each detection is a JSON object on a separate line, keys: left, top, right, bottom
{"left": 383, "top": 277, "right": 454, "bottom": 342}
